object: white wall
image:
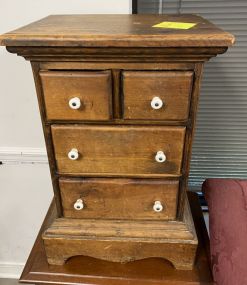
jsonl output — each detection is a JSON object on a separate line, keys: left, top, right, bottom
{"left": 0, "top": 0, "right": 131, "bottom": 278}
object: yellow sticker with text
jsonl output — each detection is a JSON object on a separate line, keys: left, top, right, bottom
{"left": 152, "top": 21, "right": 196, "bottom": 30}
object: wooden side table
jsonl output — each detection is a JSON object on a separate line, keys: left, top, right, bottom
{"left": 19, "top": 192, "right": 214, "bottom": 285}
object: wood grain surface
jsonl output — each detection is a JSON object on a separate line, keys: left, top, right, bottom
{"left": 0, "top": 14, "right": 234, "bottom": 274}
{"left": 0, "top": 14, "right": 234, "bottom": 47}
{"left": 19, "top": 193, "right": 214, "bottom": 285}
{"left": 60, "top": 178, "right": 179, "bottom": 220}
{"left": 123, "top": 71, "right": 193, "bottom": 120}
{"left": 42, "top": 193, "right": 197, "bottom": 269}
{"left": 51, "top": 125, "right": 186, "bottom": 177}
{"left": 40, "top": 70, "right": 112, "bottom": 121}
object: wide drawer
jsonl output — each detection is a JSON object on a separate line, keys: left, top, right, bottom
{"left": 60, "top": 178, "right": 179, "bottom": 220}
{"left": 52, "top": 125, "right": 185, "bottom": 177}
{"left": 122, "top": 71, "right": 193, "bottom": 121}
{"left": 40, "top": 70, "right": 112, "bottom": 121}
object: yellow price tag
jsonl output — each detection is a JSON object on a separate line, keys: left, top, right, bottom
{"left": 152, "top": 21, "right": 196, "bottom": 30}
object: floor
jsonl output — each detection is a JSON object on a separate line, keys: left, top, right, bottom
{"left": 0, "top": 279, "right": 18, "bottom": 285}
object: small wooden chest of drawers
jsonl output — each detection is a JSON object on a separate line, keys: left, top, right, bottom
{"left": 0, "top": 14, "right": 234, "bottom": 270}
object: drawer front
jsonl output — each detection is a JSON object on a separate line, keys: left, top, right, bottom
{"left": 123, "top": 71, "right": 193, "bottom": 121}
{"left": 60, "top": 178, "right": 179, "bottom": 220}
{"left": 40, "top": 70, "right": 112, "bottom": 121}
{"left": 52, "top": 125, "right": 185, "bottom": 177}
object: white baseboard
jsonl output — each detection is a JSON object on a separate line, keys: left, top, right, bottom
{"left": 0, "top": 147, "right": 48, "bottom": 164}
{"left": 0, "top": 262, "right": 24, "bottom": 279}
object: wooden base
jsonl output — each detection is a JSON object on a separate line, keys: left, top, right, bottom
{"left": 19, "top": 192, "right": 213, "bottom": 285}
{"left": 42, "top": 195, "right": 198, "bottom": 270}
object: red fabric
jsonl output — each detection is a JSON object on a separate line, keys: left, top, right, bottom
{"left": 202, "top": 179, "right": 247, "bottom": 285}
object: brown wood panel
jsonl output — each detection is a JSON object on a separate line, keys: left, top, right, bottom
{"left": 31, "top": 62, "right": 63, "bottom": 217}
{"left": 51, "top": 125, "right": 186, "bottom": 177}
{"left": 177, "top": 63, "right": 204, "bottom": 219}
{"left": 123, "top": 71, "right": 193, "bottom": 121}
{"left": 43, "top": 194, "right": 197, "bottom": 269}
{"left": 43, "top": 233, "right": 197, "bottom": 270}
{"left": 0, "top": 14, "right": 234, "bottom": 47}
{"left": 46, "top": 119, "right": 188, "bottom": 126}
{"left": 19, "top": 193, "right": 213, "bottom": 285}
{"left": 40, "top": 62, "right": 196, "bottom": 71}
{"left": 7, "top": 46, "right": 228, "bottom": 63}
{"left": 48, "top": 217, "right": 192, "bottom": 239}
{"left": 40, "top": 70, "right": 112, "bottom": 121}
{"left": 60, "top": 178, "right": 179, "bottom": 220}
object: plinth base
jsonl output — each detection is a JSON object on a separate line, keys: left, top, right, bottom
{"left": 20, "top": 192, "right": 213, "bottom": 285}
{"left": 42, "top": 196, "right": 197, "bottom": 270}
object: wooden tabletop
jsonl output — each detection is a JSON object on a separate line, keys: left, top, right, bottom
{"left": 19, "top": 192, "right": 214, "bottom": 285}
{"left": 0, "top": 14, "right": 234, "bottom": 48}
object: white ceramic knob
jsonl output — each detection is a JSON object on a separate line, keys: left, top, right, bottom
{"left": 153, "top": 201, "right": 163, "bottom": 212}
{"left": 151, "top": 97, "right": 163, "bottom": 110}
{"left": 68, "top": 148, "right": 79, "bottom": 160}
{"left": 69, "top": 97, "right": 81, "bottom": 109}
{"left": 155, "top": 151, "right": 166, "bottom": 163}
{"left": 74, "top": 199, "right": 84, "bottom": 210}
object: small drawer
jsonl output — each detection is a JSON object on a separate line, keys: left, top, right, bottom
{"left": 40, "top": 70, "right": 112, "bottom": 121}
{"left": 60, "top": 178, "right": 179, "bottom": 220}
{"left": 122, "top": 71, "right": 193, "bottom": 121}
{"left": 51, "top": 125, "right": 185, "bottom": 177}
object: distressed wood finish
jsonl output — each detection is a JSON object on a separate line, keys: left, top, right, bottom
{"left": 40, "top": 62, "right": 196, "bottom": 70}
{"left": 0, "top": 14, "right": 234, "bottom": 272}
{"left": 123, "top": 71, "right": 193, "bottom": 121}
{"left": 51, "top": 125, "right": 186, "bottom": 177}
{"left": 40, "top": 70, "right": 112, "bottom": 121}
{"left": 60, "top": 178, "right": 179, "bottom": 220}
{"left": 43, "top": 194, "right": 197, "bottom": 270}
{"left": 31, "top": 62, "right": 63, "bottom": 216}
{"left": 19, "top": 193, "right": 214, "bottom": 285}
{"left": 6, "top": 46, "right": 229, "bottom": 63}
{"left": 177, "top": 63, "right": 204, "bottom": 219}
{"left": 0, "top": 14, "right": 234, "bottom": 47}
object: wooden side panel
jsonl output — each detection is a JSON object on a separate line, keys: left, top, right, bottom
{"left": 177, "top": 63, "right": 204, "bottom": 219}
{"left": 43, "top": 237, "right": 197, "bottom": 270}
{"left": 51, "top": 125, "right": 186, "bottom": 177}
{"left": 40, "top": 70, "right": 112, "bottom": 121}
{"left": 60, "top": 178, "right": 179, "bottom": 220}
{"left": 123, "top": 71, "right": 193, "bottom": 121}
{"left": 31, "top": 62, "right": 63, "bottom": 216}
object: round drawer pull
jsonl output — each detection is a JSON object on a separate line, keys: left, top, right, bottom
{"left": 69, "top": 97, "right": 81, "bottom": 109}
{"left": 153, "top": 201, "right": 163, "bottom": 212}
{"left": 151, "top": 97, "right": 163, "bottom": 110}
{"left": 74, "top": 199, "right": 84, "bottom": 210}
{"left": 68, "top": 148, "right": 79, "bottom": 160}
{"left": 155, "top": 151, "right": 166, "bottom": 163}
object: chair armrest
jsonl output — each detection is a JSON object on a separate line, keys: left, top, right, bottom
{"left": 202, "top": 179, "right": 247, "bottom": 285}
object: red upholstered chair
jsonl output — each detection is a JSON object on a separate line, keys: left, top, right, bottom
{"left": 202, "top": 179, "right": 247, "bottom": 285}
